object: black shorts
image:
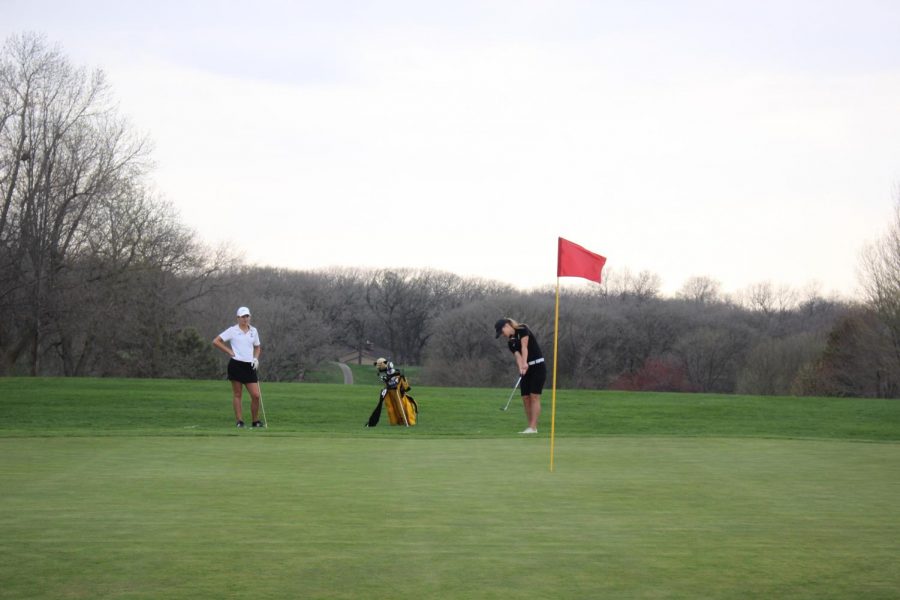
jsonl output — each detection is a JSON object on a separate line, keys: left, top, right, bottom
{"left": 227, "top": 359, "right": 258, "bottom": 384}
{"left": 521, "top": 362, "right": 546, "bottom": 396}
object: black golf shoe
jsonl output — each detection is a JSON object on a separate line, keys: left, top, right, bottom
{"left": 236, "top": 420, "right": 245, "bottom": 428}
{"left": 251, "top": 421, "right": 264, "bottom": 428}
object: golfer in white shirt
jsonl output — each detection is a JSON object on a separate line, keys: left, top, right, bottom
{"left": 213, "top": 306, "right": 263, "bottom": 428}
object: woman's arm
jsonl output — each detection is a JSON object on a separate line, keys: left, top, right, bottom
{"left": 212, "top": 336, "right": 234, "bottom": 358}
{"left": 517, "top": 335, "right": 530, "bottom": 374}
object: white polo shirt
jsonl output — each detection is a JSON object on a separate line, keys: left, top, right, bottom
{"left": 219, "top": 325, "right": 260, "bottom": 363}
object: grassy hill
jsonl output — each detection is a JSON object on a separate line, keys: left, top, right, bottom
{"left": 0, "top": 376, "right": 895, "bottom": 440}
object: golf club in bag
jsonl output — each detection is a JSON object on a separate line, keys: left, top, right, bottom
{"left": 366, "top": 360, "right": 417, "bottom": 427}
{"left": 501, "top": 376, "right": 522, "bottom": 411}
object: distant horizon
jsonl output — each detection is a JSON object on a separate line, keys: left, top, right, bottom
{"left": 233, "top": 255, "right": 855, "bottom": 302}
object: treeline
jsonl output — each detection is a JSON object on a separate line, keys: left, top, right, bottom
{"left": 2, "top": 33, "right": 898, "bottom": 397}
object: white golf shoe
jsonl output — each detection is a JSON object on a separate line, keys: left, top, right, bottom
{"left": 520, "top": 427, "right": 538, "bottom": 434}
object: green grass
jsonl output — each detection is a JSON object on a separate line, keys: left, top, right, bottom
{"left": 1, "top": 377, "right": 899, "bottom": 599}
{"left": 301, "top": 361, "right": 346, "bottom": 384}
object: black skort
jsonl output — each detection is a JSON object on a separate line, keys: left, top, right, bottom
{"left": 521, "top": 362, "right": 546, "bottom": 396}
{"left": 227, "top": 358, "right": 258, "bottom": 384}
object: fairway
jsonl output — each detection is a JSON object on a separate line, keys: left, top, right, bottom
{"left": 1, "top": 378, "right": 899, "bottom": 599}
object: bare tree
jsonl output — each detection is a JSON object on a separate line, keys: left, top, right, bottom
{"left": 675, "top": 325, "right": 751, "bottom": 392}
{"left": 784, "top": 197, "right": 900, "bottom": 397}
{"left": 554, "top": 305, "right": 625, "bottom": 388}
{"left": 798, "top": 308, "right": 897, "bottom": 398}
{"left": 0, "top": 33, "right": 229, "bottom": 377}
{"left": 365, "top": 269, "right": 422, "bottom": 364}
{"left": 318, "top": 267, "right": 375, "bottom": 364}
{"left": 736, "top": 333, "right": 824, "bottom": 396}
{"left": 853, "top": 196, "right": 900, "bottom": 395}
{"left": 421, "top": 300, "right": 506, "bottom": 386}
{"left": 605, "top": 267, "right": 662, "bottom": 302}
{"left": 736, "top": 281, "right": 798, "bottom": 316}
{"left": 421, "top": 292, "right": 553, "bottom": 386}
{"left": 246, "top": 268, "right": 339, "bottom": 381}
{"left": 859, "top": 199, "right": 900, "bottom": 360}
{"left": 0, "top": 33, "right": 155, "bottom": 373}
{"left": 365, "top": 268, "right": 495, "bottom": 365}
{"left": 677, "top": 275, "right": 722, "bottom": 304}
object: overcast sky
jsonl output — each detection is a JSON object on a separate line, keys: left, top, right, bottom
{"left": 3, "top": 0, "right": 899, "bottom": 296}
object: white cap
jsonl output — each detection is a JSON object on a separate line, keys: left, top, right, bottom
{"left": 236, "top": 306, "right": 251, "bottom": 317}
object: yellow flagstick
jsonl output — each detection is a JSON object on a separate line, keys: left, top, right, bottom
{"left": 552, "top": 237, "right": 606, "bottom": 471}
{"left": 550, "top": 277, "right": 561, "bottom": 472}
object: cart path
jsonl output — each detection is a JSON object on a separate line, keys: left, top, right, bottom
{"left": 335, "top": 362, "right": 353, "bottom": 385}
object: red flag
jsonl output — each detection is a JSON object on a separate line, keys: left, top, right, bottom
{"left": 557, "top": 237, "right": 606, "bottom": 283}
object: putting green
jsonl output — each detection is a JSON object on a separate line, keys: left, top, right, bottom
{"left": 2, "top": 435, "right": 898, "bottom": 599}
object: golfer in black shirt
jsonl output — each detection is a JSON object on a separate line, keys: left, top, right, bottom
{"left": 495, "top": 318, "right": 546, "bottom": 434}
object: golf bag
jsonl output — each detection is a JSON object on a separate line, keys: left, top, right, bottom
{"left": 366, "top": 361, "right": 418, "bottom": 427}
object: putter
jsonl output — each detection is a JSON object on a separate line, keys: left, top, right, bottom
{"left": 501, "top": 376, "right": 522, "bottom": 411}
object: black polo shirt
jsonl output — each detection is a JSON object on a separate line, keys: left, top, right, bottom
{"left": 507, "top": 325, "right": 543, "bottom": 360}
